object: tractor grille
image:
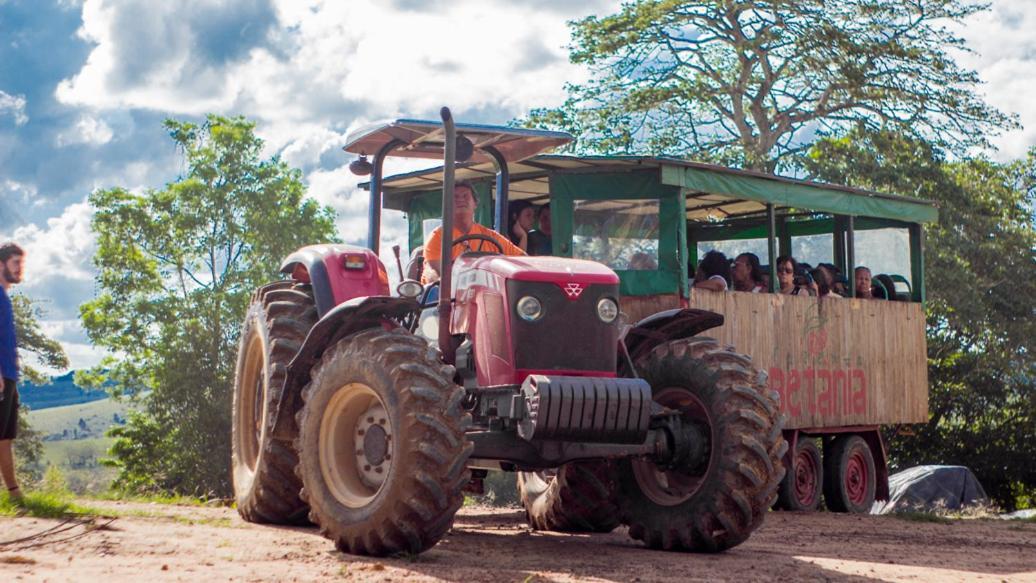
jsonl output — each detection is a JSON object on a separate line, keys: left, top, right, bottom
{"left": 506, "top": 280, "right": 619, "bottom": 373}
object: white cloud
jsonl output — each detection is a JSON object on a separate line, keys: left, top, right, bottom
{"left": 7, "top": 199, "right": 96, "bottom": 284}
{"left": 56, "top": 115, "right": 114, "bottom": 146}
{"left": 954, "top": 1, "right": 1036, "bottom": 160}
{"left": 0, "top": 90, "right": 28, "bottom": 125}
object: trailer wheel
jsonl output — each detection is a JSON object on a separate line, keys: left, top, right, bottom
{"left": 232, "top": 281, "right": 315, "bottom": 524}
{"left": 776, "top": 437, "right": 823, "bottom": 511}
{"left": 824, "top": 435, "right": 876, "bottom": 513}
{"left": 517, "top": 461, "right": 620, "bottom": 533}
{"left": 616, "top": 337, "right": 787, "bottom": 552}
{"left": 294, "top": 328, "right": 473, "bottom": 556}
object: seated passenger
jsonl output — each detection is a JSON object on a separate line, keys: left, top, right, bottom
{"left": 732, "top": 252, "right": 766, "bottom": 292}
{"left": 422, "top": 182, "right": 525, "bottom": 284}
{"left": 527, "top": 203, "right": 552, "bottom": 256}
{"left": 507, "top": 199, "right": 535, "bottom": 252}
{"left": 811, "top": 265, "right": 841, "bottom": 298}
{"left": 776, "top": 255, "right": 814, "bottom": 296}
{"left": 629, "top": 252, "right": 657, "bottom": 270}
{"left": 855, "top": 266, "right": 874, "bottom": 299}
{"left": 693, "top": 250, "right": 731, "bottom": 292}
{"left": 818, "top": 263, "right": 846, "bottom": 297}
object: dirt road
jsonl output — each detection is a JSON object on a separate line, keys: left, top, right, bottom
{"left": 2, "top": 500, "right": 1034, "bottom": 582}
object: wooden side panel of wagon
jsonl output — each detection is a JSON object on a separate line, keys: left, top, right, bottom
{"left": 688, "top": 290, "right": 928, "bottom": 429}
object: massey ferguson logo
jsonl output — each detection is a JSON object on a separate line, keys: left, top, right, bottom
{"left": 562, "top": 282, "right": 585, "bottom": 299}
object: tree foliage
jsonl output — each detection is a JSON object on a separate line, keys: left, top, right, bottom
{"left": 804, "top": 128, "right": 1036, "bottom": 509}
{"left": 528, "top": 0, "right": 1016, "bottom": 171}
{"left": 11, "top": 294, "right": 70, "bottom": 484}
{"left": 80, "top": 115, "right": 338, "bottom": 497}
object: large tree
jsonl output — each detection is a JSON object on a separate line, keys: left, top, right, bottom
{"left": 528, "top": 0, "right": 1016, "bottom": 171}
{"left": 80, "top": 115, "right": 338, "bottom": 496}
{"left": 804, "top": 128, "right": 1036, "bottom": 510}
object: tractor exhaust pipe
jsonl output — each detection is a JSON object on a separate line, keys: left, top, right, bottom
{"left": 438, "top": 106, "right": 457, "bottom": 361}
{"left": 391, "top": 244, "right": 404, "bottom": 281}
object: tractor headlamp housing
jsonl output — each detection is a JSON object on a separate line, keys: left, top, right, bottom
{"left": 516, "top": 296, "right": 543, "bottom": 322}
{"left": 596, "top": 298, "right": 619, "bottom": 323}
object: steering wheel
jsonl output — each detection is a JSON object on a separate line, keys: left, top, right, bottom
{"left": 451, "top": 234, "right": 505, "bottom": 255}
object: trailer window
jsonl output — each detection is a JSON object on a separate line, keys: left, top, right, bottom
{"left": 855, "top": 228, "right": 912, "bottom": 285}
{"left": 698, "top": 239, "right": 768, "bottom": 265}
{"left": 792, "top": 233, "right": 833, "bottom": 267}
{"left": 572, "top": 199, "right": 660, "bottom": 270}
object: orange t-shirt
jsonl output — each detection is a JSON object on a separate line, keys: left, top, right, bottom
{"left": 422, "top": 223, "right": 525, "bottom": 282}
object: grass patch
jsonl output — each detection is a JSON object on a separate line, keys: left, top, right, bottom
{"left": 0, "top": 490, "right": 101, "bottom": 519}
{"left": 88, "top": 490, "right": 219, "bottom": 507}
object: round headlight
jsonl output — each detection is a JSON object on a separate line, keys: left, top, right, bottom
{"left": 396, "top": 280, "right": 423, "bottom": 299}
{"left": 597, "top": 298, "right": 619, "bottom": 323}
{"left": 516, "top": 296, "right": 543, "bottom": 321}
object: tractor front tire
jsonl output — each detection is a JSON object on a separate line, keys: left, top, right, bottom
{"left": 232, "top": 281, "right": 316, "bottom": 524}
{"left": 616, "top": 337, "right": 787, "bottom": 552}
{"left": 517, "top": 461, "right": 620, "bottom": 533}
{"left": 295, "top": 328, "right": 473, "bottom": 556}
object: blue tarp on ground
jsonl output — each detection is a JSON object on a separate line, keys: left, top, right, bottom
{"left": 872, "top": 465, "right": 989, "bottom": 514}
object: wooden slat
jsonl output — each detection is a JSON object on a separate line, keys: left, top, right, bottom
{"left": 686, "top": 291, "right": 928, "bottom": 428}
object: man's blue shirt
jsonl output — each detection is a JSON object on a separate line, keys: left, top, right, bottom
{"left": 0, "top": 286, "right": 17, "bottom": 381}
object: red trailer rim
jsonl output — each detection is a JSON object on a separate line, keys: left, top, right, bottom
{"left": 793, "top": 448, "right": 818, "bottom": 506}
{"left": 845, "top": 449, "right": 869, "bottom": 506}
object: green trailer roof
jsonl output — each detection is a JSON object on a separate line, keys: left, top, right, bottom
{"left": 376, "top": 155, "right": 938, "bottom": 224}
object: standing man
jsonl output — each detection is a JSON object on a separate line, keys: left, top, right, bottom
{"left": 0, "top": 242, "right": 24, "bottom": 501}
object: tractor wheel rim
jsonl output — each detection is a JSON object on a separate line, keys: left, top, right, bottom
{"left": 320, "top": 383, "right": 393, "bottom": 508}
{"left": 631, "top": 387, "right": 713, "bottom": 506}
{"left": 845, "top": 449, "right": 869, "bottom": 506}
{"left": 237, "top": 332, "right": 266, "bottom": 472}
{"left": 793, "top": 448, "right": 818, "bottom": 506}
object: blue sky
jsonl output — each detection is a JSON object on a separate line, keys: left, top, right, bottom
{"left": 1, "top": 0, "right": 1034, "bottom": 371}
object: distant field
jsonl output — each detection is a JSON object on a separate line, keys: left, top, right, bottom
{"left": 26, "top": 397, "right": 133, "bottom": 439}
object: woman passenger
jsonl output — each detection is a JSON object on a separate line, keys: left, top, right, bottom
{"left": 775, "top": 255, "right": 812, "bottom": 296}
{"left": 732, "top": 252, "right": 766, "bottom": 292}
{"left": 693, "top": 250, "right": 731, "bottom": 292}
{"left": 507, "top": 200, "right": 535, "bottom": 252}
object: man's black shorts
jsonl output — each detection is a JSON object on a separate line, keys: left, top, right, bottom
{"left": 0, "top": 378, "right": 17, "bottom": 441}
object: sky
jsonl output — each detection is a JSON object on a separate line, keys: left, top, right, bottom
{"left": 1, "top": 0, "right": 1034, "bottom": 373}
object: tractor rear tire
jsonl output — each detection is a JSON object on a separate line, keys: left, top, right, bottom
{"left": 776, "top": 437, "right": 823, "bottom": 511}
{"left": 823, "top": 435, "right": 876, "bottom": 513}
{"left": 616, "top": 337, "right": 787, "bottom": 552}
{"left": 294, "top": 327, "right": 473, "bottom": 556}
{"left": 232, "top": 281, "right": 316, "bottom": 524}
{"left": 517, "top": 461, "right": 620, "bottom": 533}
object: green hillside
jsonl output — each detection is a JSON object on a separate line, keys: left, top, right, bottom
{"left": 27, "top": 398, "right": 132, "bottom": 440}
{"left": 19, "top": 371, "right": 110, "bottom": 410}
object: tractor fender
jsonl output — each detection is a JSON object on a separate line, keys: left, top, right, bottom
{"left": 280, "top": 244, "right": 388, "bottom": 317}
{"left": 269, "top": 295, "right": 420, "bottom": 440}
{"left": 621, "top": 308, "right": 725, "bottom": 364}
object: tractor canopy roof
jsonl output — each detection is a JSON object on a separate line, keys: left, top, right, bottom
{"left": 344, "top": 119, "right": 572, "bottom": 164}
{"left": 375, "top": 155, "right": 938, "bottom": 225}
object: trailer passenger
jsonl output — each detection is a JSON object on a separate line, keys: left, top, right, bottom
{"left": 527, "top": 204, "right": 552, "bottom": 256}
{"left": 855, "top": 266, "right": 874, "bottom": 299}
{"left": 732, "top": 253, "right": 766, "bottom": 292}
{"left": 693, "top": 250, "right": 730, "bottom": 292}
{"left": 776, "top": 255, "right": 814, "bottom": 296}
{"left": 422, "top": 182, "right": 525, "bottom": 284}
{"left": 507, "top": 200, "right": 535, "bottom": 252}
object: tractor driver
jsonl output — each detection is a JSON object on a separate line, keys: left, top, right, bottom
{"left": 421, "top": 181, "right": 525, "bottom": 284}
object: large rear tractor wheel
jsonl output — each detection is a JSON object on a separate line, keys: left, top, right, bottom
{"left": 776, "top": 437, "right": 823, "bottom": 511}
{"left": 232, "top": 281, "right": 316, "bottom": 524}
{"left": 295, "top": 328, "right": 473, "bottom": 556}
{"left": 616, "top": 337, "right": 787, "bottom": 552}
{"left": 517, "top": 461, "right": 620, "bottom": 533}
{"left": 824, "top": 435, "right": 876, "bottom": 513}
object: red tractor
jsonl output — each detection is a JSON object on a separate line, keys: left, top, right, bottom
{"left": 231, "top": 108, "right": 786, "bottom": 556}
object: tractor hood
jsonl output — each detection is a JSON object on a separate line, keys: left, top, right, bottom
{"left": 464, "top": 255, "right": 619, "bottom": 286}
